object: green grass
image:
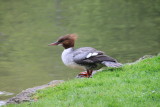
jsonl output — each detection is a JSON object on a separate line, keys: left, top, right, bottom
{"left": 6, "top": 55, "right": 160, "bottom": 107}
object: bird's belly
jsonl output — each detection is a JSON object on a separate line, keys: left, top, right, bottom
{"left": 63, "top": 58, "right": 85, "bottom": 70}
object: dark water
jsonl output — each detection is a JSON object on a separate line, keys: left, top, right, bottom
{"left": 0, "top": 0, "right": 160, "bottom": 100}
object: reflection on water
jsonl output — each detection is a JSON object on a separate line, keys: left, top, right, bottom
{"left": 0, "top": 101, "right": 6, "bottom": 106}
{"left": 0, "top": 91, "right": 13, "bottom": 96}
{"left": 0, "top": 0, "right": 160, "bottom": 100}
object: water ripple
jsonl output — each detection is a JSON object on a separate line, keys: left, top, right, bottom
{"left": 0, "top": 91, "right": 14, "bottom": 96}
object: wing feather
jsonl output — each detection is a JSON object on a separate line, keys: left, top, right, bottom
{"left": 73, "top": 47, "right": 116, "bottom": 65}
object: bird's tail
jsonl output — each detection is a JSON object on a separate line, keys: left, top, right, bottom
{"left": 102, "top": 61, "right": 123, "bottom": 68}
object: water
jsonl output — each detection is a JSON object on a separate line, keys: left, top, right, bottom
{"left": 0, "top": 0, "right": 160, "bottom": 100}
{"left": 0, "top": 101, "right": 6, "bottom": 106}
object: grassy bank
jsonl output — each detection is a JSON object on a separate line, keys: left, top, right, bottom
{"left": 6, "top": 55, "right": 160, "bottom": 107}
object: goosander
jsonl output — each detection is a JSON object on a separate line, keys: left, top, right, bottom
{"left": 48, "top": 34, "right": 122, "bottom": 77}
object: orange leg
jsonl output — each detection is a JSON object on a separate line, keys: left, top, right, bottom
{"left": 78, "top": 70, "right": 93, "bottom": 78}
{"left": 78, "top": 72, "right": 88, "bottom": 78}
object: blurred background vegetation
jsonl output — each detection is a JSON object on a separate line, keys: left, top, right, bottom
{"left": 0, "top": 0, "right": 160, "bottom": 100}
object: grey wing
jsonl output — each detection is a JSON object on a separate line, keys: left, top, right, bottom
{"left": 73, "top": 47, "right": 104, "bottom": 63}
{"left": 83, "top": 55, "right": 117, "bottom": 64}
{"left": 73, "top": 47, "right": 116, "bottom": 64}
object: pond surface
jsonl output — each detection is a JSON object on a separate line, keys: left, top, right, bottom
{"left": 0, "top": 0, "right": 160, "bottom": 100}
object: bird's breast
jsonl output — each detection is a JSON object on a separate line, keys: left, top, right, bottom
{"left": 61, "top": 48, "right": 85, "bottom": 71}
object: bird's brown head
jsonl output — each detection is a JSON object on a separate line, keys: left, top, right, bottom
{"left": 48, "top": 34, "right": 78, "bottom": 49}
